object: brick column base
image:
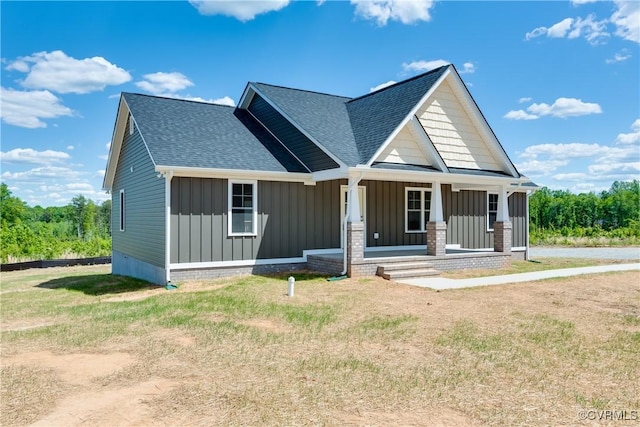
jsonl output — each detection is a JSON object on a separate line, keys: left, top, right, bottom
{"left": 347, "top": 222, "right": 364, "bottom": 277}
{"left": 427, "top": 221, "right": 447, "bottom": 256}
{"left": 493, "top": 221, "right": 512, "bottom": 253}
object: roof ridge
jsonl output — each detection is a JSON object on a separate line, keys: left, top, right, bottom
{"left": 122, "top": 92, "right": 235, "bottom": 108}
{"left": 347, "top": 64, "right": 451, "bottom": 104}
{"left": 252, "top": 82, "right": 352, "bottom": 100}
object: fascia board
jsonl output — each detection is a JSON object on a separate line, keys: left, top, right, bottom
{"left": 366, "top": 67, "right": 451, "bottom": 167}
{"left": 352, "top": 165, "right": 531, "bottom": 187}
{"left": 238, "top": 83, "right": 256, "bottom": 109}
{"left": 446, "top": 70, "right": 520, "bottom": 178}
{"left": 250, "top": 84, "right": 348, "bottom": 169}
{"left": 408, "top": 116, "right": 449, "bottom": 172}
{"left": 155, "top": 165, "right": 313, "bottom": 184}
{"left": 102, "top": 96, "right": 128, "bottom": 191}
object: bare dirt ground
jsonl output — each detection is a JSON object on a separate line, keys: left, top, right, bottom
{"left": 1, "top": 265, "right": 639, "bottom": 426}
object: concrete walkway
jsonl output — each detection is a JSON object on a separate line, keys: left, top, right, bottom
{"left": 397, "top": 263, "right": 640, "bottom": 290}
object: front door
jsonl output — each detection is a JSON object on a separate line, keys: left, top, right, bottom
{"left": 340, "top": 185, "right": 366, "bottom": 248}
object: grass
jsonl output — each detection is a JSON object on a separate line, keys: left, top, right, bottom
{"left": 1, "top": 264, "right": 639, "bottom": 426}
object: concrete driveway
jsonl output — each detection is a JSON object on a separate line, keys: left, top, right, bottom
{"left": 529, "top": 246, "right": 640, "bottom": 261}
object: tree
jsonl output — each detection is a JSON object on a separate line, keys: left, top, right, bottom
{"left": 0, "top": 183, "right": 27, "bottom": 226}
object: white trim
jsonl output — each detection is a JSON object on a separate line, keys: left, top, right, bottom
{"left": 365, "top": 245, "right": 425, "bottom": 252}
{"left": 311, "top": 167, "right": 348, "bottom": 182}
{"left": 366, "top": 67, "right": 451, "bottom": 166}
{"left": 405, "top": 187, "right": 432, "bottom": 233}
{"left": 129, "top": 114, "right": 134, "bottom": 135}
{"left": 170, "top": 248, "right": 340, "bottom": 270}
{"left": 340, "top": 184, "right": 367, "bottom": 247}
{"left": 513, "top": 246, "right": 526, "bottom": 252}
{"left": 249, "top": 84, "right": 348, "bottom": 169}
{"left": 119, "top": 189, "right": 125, "bottom": 232}
{"left": 487, "top": 192, "right": 498, "bottom": 232}
{"left": 408, "top": 116, "right": 449, "bottom": 172}
{"left": 155, "top": 165, "right": 313, "bottom": 184}
{"left": 164, "top": 172, "right": 173, "bottom": 284}
{"left": 228, "top": 179, "right": 258, "bottom": 236}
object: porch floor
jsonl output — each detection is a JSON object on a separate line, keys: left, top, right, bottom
{"left": 313, "top": 247, "right": 497, "bottom": 260}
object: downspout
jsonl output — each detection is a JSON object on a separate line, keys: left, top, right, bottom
{"left": 165, "top": 171, "right": 173, "bottom": 284}
{"left": 340, "top": 173, "right": 364, "bottom": 276}
{"left": 525, "top": 189, "right": 531, "bottom": 261}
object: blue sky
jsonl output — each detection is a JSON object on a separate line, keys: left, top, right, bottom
{"left": 1, "top": 0, "right": 638, "bottom": 207}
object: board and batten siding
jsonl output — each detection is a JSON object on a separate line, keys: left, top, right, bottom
{"left": 170, "top": 178, "right": 343, "bottom": 263}
{"left": 112, "top": 116, "right": 165, "bottom": 267}
{"left": 247, "top": 94, "right": 339, "bottom": 172}
{"left": 417, "top": 80, "right": 500, "bottom": 171}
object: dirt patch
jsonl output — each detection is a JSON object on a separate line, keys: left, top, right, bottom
{"left": 5, "top": 351, "right": 134, "bottom": 385}
{"left": 31, "top": 378, "right": 177, "bottom": 427}
{"left": 335, "top": 407, "right": 483, "bottom": 426}
{"left": 240, "top": 318, "right": 293, "bottom": 333}
{"left": 1, "top": 319, "right": 57, "bottom": 332}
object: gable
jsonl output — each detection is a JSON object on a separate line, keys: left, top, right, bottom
{"left": 376, "top": 125, "right": 431, "bottom": 166}
{"left": 416, "top": 79, "right": 501, "bottom": 171}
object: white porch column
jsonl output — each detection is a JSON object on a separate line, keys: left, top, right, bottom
{"left": 496, "top": 185, "right": 509, "bottom": 222}
{"left": 494, "top": 185, "right": 512, "bottom": 253}
{"left": 427, "top": 182, "right": 446, "bottom": 256}
{"left": 345, "top": 175, "right": 364, "bottom": 277}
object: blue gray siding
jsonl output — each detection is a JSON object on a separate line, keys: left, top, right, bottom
{"left": 247, "top": 95, "right": 339, "bottom": 172}
{"left": 112, "top": 115, "right": 165, "bottom": 268}
{"left": 170, "top": 178, "right": 343, "bottom": 263}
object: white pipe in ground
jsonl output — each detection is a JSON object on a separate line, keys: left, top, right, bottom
{"left": 288, "top": 276, "right": 295, "bottom": 297}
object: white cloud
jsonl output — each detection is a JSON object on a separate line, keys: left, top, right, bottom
{"left": 135, "top": 72, "right": 194, "bottom": 95}
{"left": 352, "top": 0, "right": 435, "bottom": 26}
{"left": 66, "top": 145, "right": 74, "bottom": 151}
{"left": 189, "top": 0, "right": 290, "bottom": 21}
{"left": 0, "top": 148, "right": 70, "bottom": 165}
{"left": 370, "top": 80, "right": 397, "bottom": 92}
{"left": 589, "top": 162, "right": 640, "bottom": 175}
{"left": 1, "top": 166, "right": 83, "bottom": 182}
{"left": 514, "top": 159, "right": 569, "bottom": 175}
{"left": 506, "top": 97, "right": 602, "bottom": 120}
{"left": 6, "top": 50, "right": 131, "bottom": 94}
{"left": 460, "top": 62, "right": 475, "bottom": 74}
{"left": 402, "top": 59, "right": 449, "bottom": 73}
{"left": 97, "top": 170, "right": 106, "bottom": 177}
{"left": 571, "top": 0, "right": 597, "bottom": 5}
{"left": 525, "top": 14, "right": 609, "bottom": 45}
{"left": 528, "top": 97, "right": 602, "bottom": 118}
{"left": 606, "top": 49, "right": 632, "bottom": 63}
{"left": 518, "top": 97, "right": 532, "bottom": 104}
{"left": 548, "top": 18, "right": 574, "bottom": 38}
{"left": 106, "top": 142, "right": 111, "bottom": 150}
{"left": 0, "top": 87, "right": 73, "bottom": 128}
{"left": 615, "top": 119, "right": 640, "bottom": 145}
{"left": 504, "top": 110, "right": 538, "bottom": 120}
{"left": 520, "top": 143, "right": 606, "bottom": 160}
{"left": 188, "top": 95, "right": 236, "bottom": 107}
{"left": 611, "top": 0, "right": 640, "bottom": 43}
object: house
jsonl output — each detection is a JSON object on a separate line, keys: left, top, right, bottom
{"left": 103, "top": 64, "right": 537, "bottom": 285}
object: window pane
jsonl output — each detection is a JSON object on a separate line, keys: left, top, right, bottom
{"left": 243, "top": 184, "right": 252, "bottom": 196}
{"left": 408, "top": 211, "right": 421, "bottom": 231}
{"left": 424, "top": 192, "right": 431, "bottom": 210}
{"left": 231, "top": 209, "right": 253, "bottom": 233}
{"left": 489, "top": 212, "right": 497, "bottom": 229}
{"left": 408, "top": 191, "right": 420, "bottom": 210}
{"left": 242, "top": 195, "right": 252, "bottom": 208}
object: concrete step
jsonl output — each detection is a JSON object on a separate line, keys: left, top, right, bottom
{"left": 380, "top": 268, "right": 441, "bottom": 280}
{"left": 378, "top": 261, "right": 435, "bottom": 272}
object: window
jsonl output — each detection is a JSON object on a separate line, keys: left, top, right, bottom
{"left": 228, "top": 180, "right": 257, "bottom": 236}
{"left": 119, "top": 189, "right": 125, "bottom": 232}
{"left": 405, "top": 188, "right": 431, "bottom": 232}
{"left": 487, "top": 192, "right": 498, "bottom": 231}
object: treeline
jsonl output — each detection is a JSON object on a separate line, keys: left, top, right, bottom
{"left": 0, "top": 183, "right": 111, "bottom": 263}
{"left": 530, "top": 180, "right": 640, "bottom": 245}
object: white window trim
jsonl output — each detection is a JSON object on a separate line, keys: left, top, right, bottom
{"left": 129, "top": 115, "right": 134, "bottom": 135}
{"left": 119, "top": 189, "right": 125, "bottom": 232}
{"left": 228, "top": 179, "right": 258, "bottom": 237}
{"left": 487, "top": 192, "right": 498, "bottom": 232}
{"left": 405, "top": 187, "right": 432, "bottom": 233}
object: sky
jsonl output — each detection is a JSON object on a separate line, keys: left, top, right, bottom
{"left": 1, "top": 0, "right": 638, "bottom": 207}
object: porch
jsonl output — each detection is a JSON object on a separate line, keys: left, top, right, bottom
{"left": 307, "top": 247, "right": 526, "bottom": 280}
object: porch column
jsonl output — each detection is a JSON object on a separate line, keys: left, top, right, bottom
{"left": 494, "top": 185, "right": 512, "bottom": 253}
{"left": 346, "top": 176, "right": 364, "bottom": 277}
{"left": 427, "top": 182, "right": 446, "bottom": 256}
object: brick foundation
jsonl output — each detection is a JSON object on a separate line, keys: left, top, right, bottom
{"left": 170, "top": 262, "right": 307, "bottom": 282}
{"left": 427, "top": 221, "right": 447, "bottom": 256}
{"left": 493, "top": 221, "right": 512, "bottom": 253}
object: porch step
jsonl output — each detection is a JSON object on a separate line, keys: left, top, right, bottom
{"left": 377, "top": 261, "right": 440, "bottom": 280}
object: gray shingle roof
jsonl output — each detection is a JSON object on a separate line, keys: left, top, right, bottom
{"left": 251, "top": 83, "right": 360, "bottom": 166}
{"left": 346, "top": 66, "right": 448, "bottom": 163}
{"left": 123, "top": 93, "right": 306, "bottom": 173}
